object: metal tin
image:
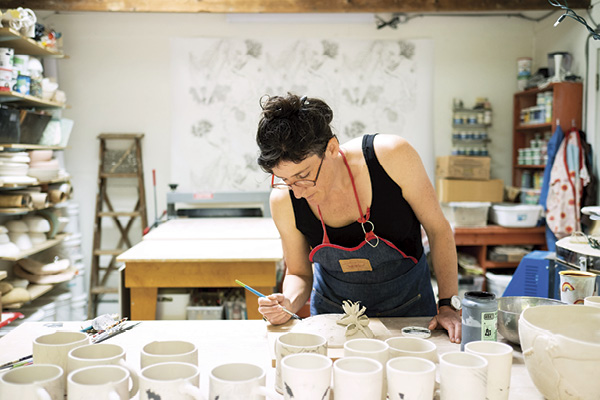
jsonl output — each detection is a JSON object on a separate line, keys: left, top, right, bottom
{"left": 461, "top": 291, "right": 497, "bottom": 351}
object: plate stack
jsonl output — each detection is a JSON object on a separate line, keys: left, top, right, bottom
{"left": 0, "top": 152, "right": 36, "bottom": 185}
{"left": 28, "top": 150, "right": 59, "bottom": 182}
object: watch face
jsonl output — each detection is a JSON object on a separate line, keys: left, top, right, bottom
{"left": 451, "top": 296, "right": 462, "bottom": 310}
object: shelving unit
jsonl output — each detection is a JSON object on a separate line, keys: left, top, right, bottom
{"left": 512, "top": 82, "right": 583, "bottom": 187}
{"left": 0, "top": 28, "right": 77, "bottom": 317}
{"left": 451, "top": 104, "right": 492, "bottom": 157}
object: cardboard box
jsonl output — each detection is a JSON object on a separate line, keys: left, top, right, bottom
{"left": 436, "top": 178, "right": 504, "bottom": 202}
{"left": 436, "top": 156, "right": 491, "bottom": 180}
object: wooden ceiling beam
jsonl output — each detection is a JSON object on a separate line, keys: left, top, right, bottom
{"left": 2, "top": 0, "right": 591, "bottom": 13}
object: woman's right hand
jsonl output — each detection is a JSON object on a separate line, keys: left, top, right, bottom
{"left": 258, "top": 293, "right": 293, "bottom": 325}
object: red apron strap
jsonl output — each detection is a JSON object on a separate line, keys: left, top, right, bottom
{"left": 317, "top": 206, "right": 331, "bottom": 244}
{"left": 339, "top": 149, "right": 370, "bottom": 223}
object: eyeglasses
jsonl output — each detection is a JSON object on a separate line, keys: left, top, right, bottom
{"left": 271, "top": 156, "right": 324, "bottom": 190}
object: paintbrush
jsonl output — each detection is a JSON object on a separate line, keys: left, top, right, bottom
{"left": 235, "top": 279, "right": 301, "bottom": 320}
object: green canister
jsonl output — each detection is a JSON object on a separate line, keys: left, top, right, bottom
{"left": 461, "top": 291, "right": 498, "bottom": 351}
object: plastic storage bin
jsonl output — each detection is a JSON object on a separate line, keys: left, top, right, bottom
{"left": 490, "top": 204, "right": 543, "bottom": 228}
{"left": 156, "top": 291, "right": 190, "bottom": 320}
{"left": 485, "top": 271, "right": 513, "bottom": 297}
{"left": 187, "top": 305, "right": 224, "bottom": 320}
{"left": 442, "top": 202, "right": 491, "bottom": 227}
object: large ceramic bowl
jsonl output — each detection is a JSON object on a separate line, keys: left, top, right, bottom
{"left": 498, "top": 296, "right": 565, "bottom": 345}
{"left": 519, "top": 305, "right": 600, "bottom": 400}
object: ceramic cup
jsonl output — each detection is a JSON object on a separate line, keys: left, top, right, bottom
{"left": 140, "top": 340, "right": 198, "bottom": 369}
{"left": 275, "top": 332, "right": 327, "bottom": 393}
{"left": 385, "top": 337, "right": 439, "bottom": 363}
{"left": 333, "top": 356, "right": 383, "bottom": 400}
{"left": 439, "top": 351, "right": 488, "bottom": 400}
{"left": 584, "top": 296, "right": 600, "bottom": 308}
{"left": 67, "top": 343, "right": 138, "bottom": 396}
{"left": 33, "top": 331, "right": 90, "bottom": 386}
{"left": 0, "top": 364, "right": 64, "bottom": 400}
{"left": 280, "top": 353, "right": 332, "bottom": 400}
{"left": 343, "top": 338, "right": 389, "bottom": 400}
{"left": 139, "top": 362, "right": 202, "bottom": 400}
{"left": 386, "top": 356, "right": 436, "bottom": 400}
{"left": 559, "top": 270, "right": 596, "bottom": 304}
{"left": 208, "top": 362, "right": 280, "bottom": 400}
{"left": 68, "top": 365, "right": 137, "bottom": 399}
{"left": 464, "top": 341, "right": 513, "bottom": 400}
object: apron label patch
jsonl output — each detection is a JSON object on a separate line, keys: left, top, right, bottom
{"left": 339, "top": 258, "right": 373, "bottom": 273}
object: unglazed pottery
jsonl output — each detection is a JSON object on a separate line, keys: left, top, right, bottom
{"left": 274, "top": 332, "right": 327, "bottom": 394}
{"left": 519, "top": 305, "right": 600, "bottom": 400}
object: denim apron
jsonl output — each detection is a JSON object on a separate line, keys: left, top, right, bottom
{"left": 309, "top": 150, "right": 437, "bottom": 318}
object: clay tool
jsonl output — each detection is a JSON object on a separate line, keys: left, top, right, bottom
{"left": 235, "top": 279, "right": 301, "bottom": 320}
{"left": 0, "top": 355, "right": 33, "bottom": 371}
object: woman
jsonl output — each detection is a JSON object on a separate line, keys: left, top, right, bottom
{"left": 255, "top": 93, "right": 461, "bottom": 343}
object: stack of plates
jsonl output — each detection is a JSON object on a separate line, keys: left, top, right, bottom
{"left": 28, "top": 150, "right": 59, "bottom": 182}
{"left": 0, "top": 152, "right": 34, "bottom": 184}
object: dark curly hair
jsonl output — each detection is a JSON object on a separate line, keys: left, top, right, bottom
{"left": 256, "top": 93, "right": 335, "bottom": 173}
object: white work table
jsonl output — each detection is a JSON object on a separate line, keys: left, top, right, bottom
{"left": 117, "top": 218, "right": 282, "bottom": 320}
{"left": 0, "top": 318, "right": 543, "bottom": 400}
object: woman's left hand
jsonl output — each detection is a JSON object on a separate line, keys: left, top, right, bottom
{"left": 428, "top": 307, "right": 462, "bottom": 344}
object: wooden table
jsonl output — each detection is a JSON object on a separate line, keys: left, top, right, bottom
{"left": 0, "top": 318, "right": 543, "bottom": 399}
{"left": 454, "top": 225, "right": 547, "bottom": 272}
{"left": 118, "top": 218, "right": 282, "bottom": 321}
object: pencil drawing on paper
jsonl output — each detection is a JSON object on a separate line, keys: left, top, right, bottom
{"left": 170, "top": 38, "right": 433, "bottom": 192}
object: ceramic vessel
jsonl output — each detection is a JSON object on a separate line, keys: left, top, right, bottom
{"left": 519, "top": 305, "right": 600, "bottom": 400}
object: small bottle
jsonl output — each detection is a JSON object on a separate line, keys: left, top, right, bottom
{"left": 461, "top": 291, "right": 498, "bottom": 351}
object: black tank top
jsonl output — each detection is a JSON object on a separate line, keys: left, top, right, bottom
{"left": 290, "top": 134, "right": 424, "bottom": 259}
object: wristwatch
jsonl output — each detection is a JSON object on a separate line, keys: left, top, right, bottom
{"left": 438, "top": 295, "right": 461, "bottom": 311}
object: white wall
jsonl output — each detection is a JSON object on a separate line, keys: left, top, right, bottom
{"left": 38, "top": 11, "right": 575, "bottom": 273}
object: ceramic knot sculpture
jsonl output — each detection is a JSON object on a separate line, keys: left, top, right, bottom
{"left": 336, "top": 300, "right": 374, "bottom": 338}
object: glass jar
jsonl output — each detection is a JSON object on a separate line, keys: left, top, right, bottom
{"left": 461, "top": 291, "right": 498, "bottom": 351}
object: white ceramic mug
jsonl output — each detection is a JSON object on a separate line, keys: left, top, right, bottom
{"left": 333, "top": 356, "right": 383, "bottom": 400}
{"left": 343, "top": 338, "right": 389, "bottom": 400}
{"left": 439, "top": 351, "right": 488, "bottom": 400}
{"left": 209, "top": 362, "right": 281, "bottom": 400}
{"left": 464, "top": 341, "right": 513, "bottom": 400}
{"left": 559, "top": 270, "right": 596, "bottom": 304}
{"left": 140, "top": 340, "right": 198, "bottom": 369}
{"left": 275, "top": 332, "right": 327, "bottom": 393}
{"left": 280, "top": 353, "right": 332, "bottom": 400}
{"left": 584, "top": 296, "right": 600, "bottom": 308}
{"left": 67, "top": 343, "right": 138, "bottom": 396}
{"left": 0, "top": 364, "right": 64, "bottom": 400}
{"left": 68, "top": 365, "right": 136, "bottom": 399}
{"left": 139, "top": 362, "right": 202, "bottom": 400}
{"left": 386, "top": 356, "right": 436, "bottom": 400}
{"left": 33, "top": 331, "right": 90, "bottom": 386}
{"left": 385, "top": 336, "right": 439, "bottom": 363}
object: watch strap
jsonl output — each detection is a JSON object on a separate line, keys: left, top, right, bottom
{"left": 438, "top": 298, "right": 452, "bottom": 308}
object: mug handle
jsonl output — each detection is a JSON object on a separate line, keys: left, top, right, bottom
{"left": 253, "top": 385, "right": 283, "bottom": 400}
{"left": 178, "top": 382, "right": 204, "bottom": 400}
{"left": 35, "top": 387, "right": 51, "bottom": 400}
{"left": 118, "top": 359, "right": 139, "bottom": 397}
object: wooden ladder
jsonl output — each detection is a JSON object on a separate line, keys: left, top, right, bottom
{"left": 89, "top": 133, "right": 148, "bottom": 318}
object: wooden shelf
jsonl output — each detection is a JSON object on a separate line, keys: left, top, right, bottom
{"left": 512, "top": 82, "right": 583, "bottom": 187}
{"left": 0, "top": 233, "right": 68, "bottom": 261}
{"left": 0, "top": 144, "right": 66, "bottom": 151}
{"left": 3, "top": 284, "right": 54, "bottom": 309}
{"left": 0, "top": 90, "right": 65, "bottom": 109}
{"left": 515, "top": 122, "right": 552, "bottom": 131}
{"left": 0, "top": 28, "right": 65, "bottom": 58}
{"left": 515, "top": 164, "right": 546, "bottom": 169}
